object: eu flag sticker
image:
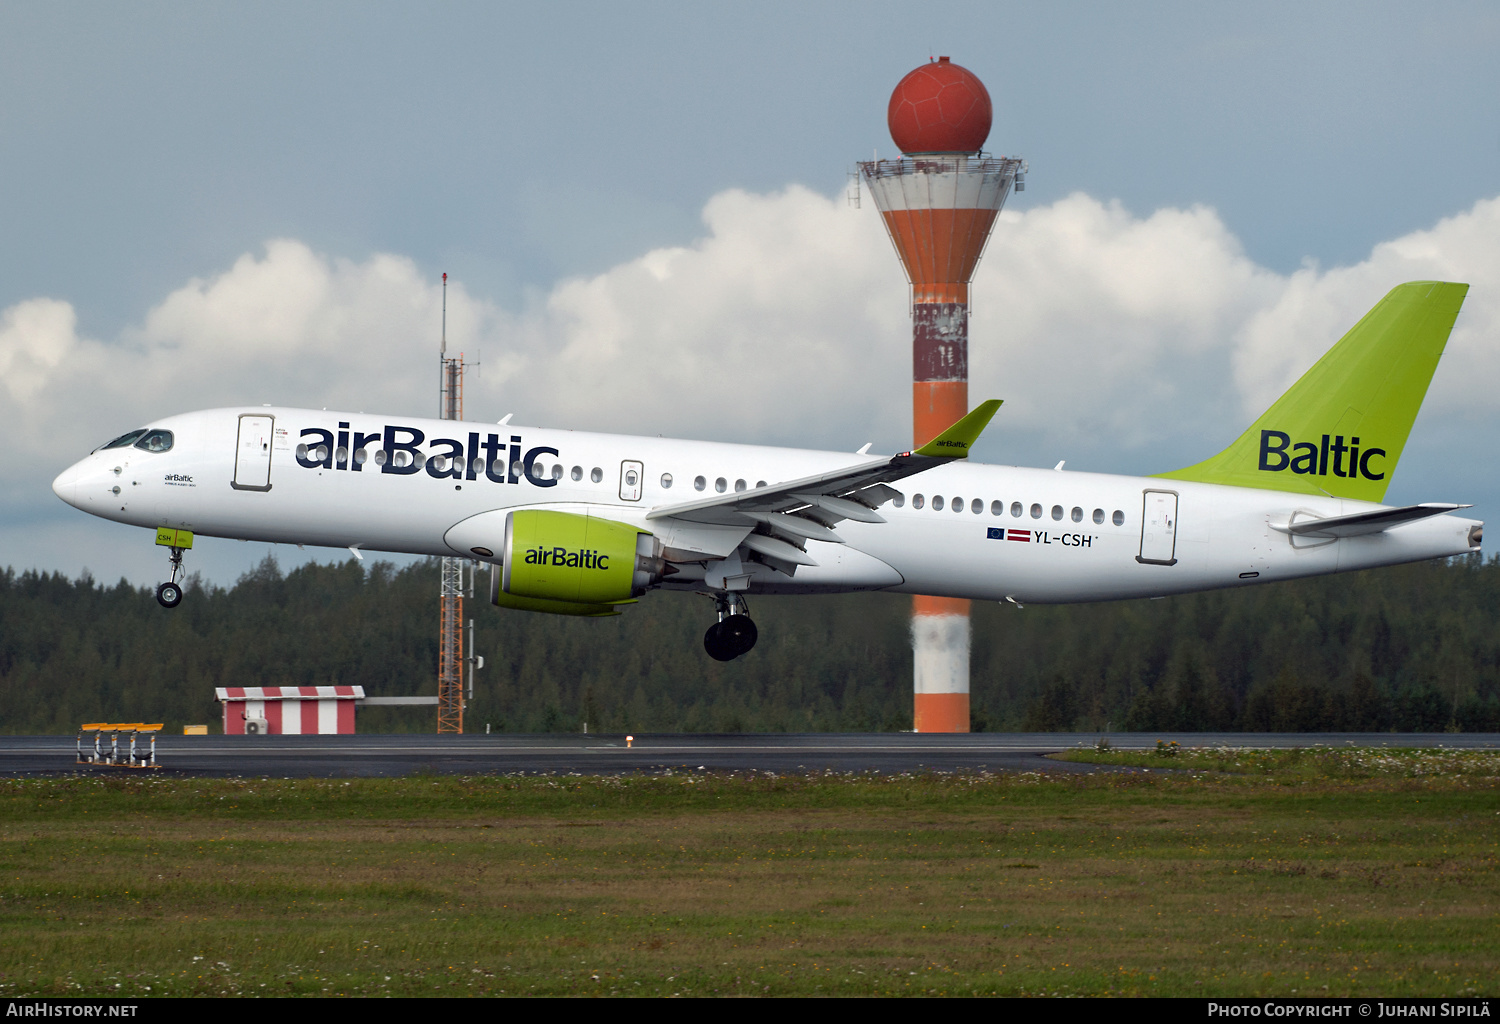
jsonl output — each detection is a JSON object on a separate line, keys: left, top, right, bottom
{"left": 987, "top": 527, "right": 1004, "bottom": 540}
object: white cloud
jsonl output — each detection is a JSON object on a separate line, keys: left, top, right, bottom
{"left": 968, "top": 195, "right": 1284, "bottom": 448}
{"left": 1231, "top": 197, "right": 1500, "bottom": 417}
{"left": 0, "top": 298, "right": 80, "bottom": 403}
{"left": 485, "top": 185, "right": 907, "bottom": 443}
{"left": 5, "top": 185, "right": 1500, "bottom": 579}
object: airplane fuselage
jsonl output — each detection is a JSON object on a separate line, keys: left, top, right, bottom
{"left": 51, "top": 406, "right": 1481, "bottom": 604}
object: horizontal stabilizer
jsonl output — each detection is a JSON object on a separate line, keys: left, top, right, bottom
{"left": 1272, "top": 502, "right": 1470, "bottom": 539}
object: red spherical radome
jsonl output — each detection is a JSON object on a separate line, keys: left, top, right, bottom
{"left": 887, "top": 57, "right": 992, "bottom": 154}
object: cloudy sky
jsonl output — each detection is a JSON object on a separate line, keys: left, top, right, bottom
{"left": 3, "top": 1, "right": 1499, "bottom": 587}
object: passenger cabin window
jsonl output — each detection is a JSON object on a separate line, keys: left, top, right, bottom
{"left": 892, "top": 493, "right": 905, "bottom": 507}
{"left": 694, "top": 475, "right": 706, "bottom": 491}
{"left": 571, "top": 466, "right": 583, "bottom": 481}
{"left": 134, "top": 430, "right": 173, "bottom": 453}
{"left": 932, "top": 495, "right": 944, "bottom": 511}
{"left": 1051, "top": 505, "right": 1063, "bottom": 521}
{"left": 1011, "top": 502, "right": 1023, "bottom": 517}
{"left": 1093, "top": 508, "right": 1105, "bottom": 524}
{"left": 734, "top": 479, "right": 746, "bottom": 492}
{"left": 551, "top": 464, "right": 563, "bottom": 481}
{"left": 591, "top": 467, "right": 603, "bottom": 483}
{"left": 971, "top": 499, "right": 982, "bottom": 514}
{"left": 1030, "top": 503, "right": 1042, "bottom": 519}
{"left": 660, "top": 473, "right": 673, "bottom": 488}
{"left": 1072, "top": 507, "right": 1083, "bottom": 522}
{"left": 991, "top": 500, "right": 1003, "bottom": 515}
{"left": 1113, "top": 510, "right": 1125, "bottom": 526}
{"left": 913, "top": 494, "right": 925, "bottom": 509}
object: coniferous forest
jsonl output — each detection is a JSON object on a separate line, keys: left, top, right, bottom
{"left": 2, "top": 553, "right": 1499, "bottom": 734}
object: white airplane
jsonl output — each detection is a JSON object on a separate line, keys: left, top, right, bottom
{"left": 52, "top": 281, "right": 1480, "bottom": 661}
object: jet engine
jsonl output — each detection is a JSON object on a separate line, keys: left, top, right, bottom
{"left": 490, "top": 509, "right": 669, "bottom": 617}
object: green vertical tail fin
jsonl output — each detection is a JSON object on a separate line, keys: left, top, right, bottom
{"left": 1157, "top": 281, "right": 1468, "bottom": 502}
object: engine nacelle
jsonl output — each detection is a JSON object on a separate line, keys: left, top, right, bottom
{"left": 492, "top": 510, "right": 666, "bottom": 617}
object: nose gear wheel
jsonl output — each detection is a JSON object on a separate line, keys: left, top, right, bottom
{"left": 157, "top": 544, "right": 187, "bottom": 609}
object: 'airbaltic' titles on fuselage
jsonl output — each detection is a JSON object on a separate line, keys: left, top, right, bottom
{"left": 295, "top": 423, "right": 560, "bottom": 486}
{"left": 524, "top": 546, "right": 611, "bottom": 570}
{"left": 1258, "top": 430, "right": 1387, "bottom": 480}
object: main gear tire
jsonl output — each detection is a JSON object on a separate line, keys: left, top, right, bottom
{"left": 156, "top": 582, "right": 183, "bottom": 608}
{"left": 703, "top": 621, "right": 734, "bottom": 661}
{"left": 718, "top": 614, "right": 758, "bottom": 657}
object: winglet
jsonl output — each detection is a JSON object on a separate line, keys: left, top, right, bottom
{"left": 912, "top": 400, "right": 1002, "bottom": 458}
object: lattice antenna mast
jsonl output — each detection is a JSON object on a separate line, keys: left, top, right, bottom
{"left": 437, "top": 272, "right": 466, "bottom": 734}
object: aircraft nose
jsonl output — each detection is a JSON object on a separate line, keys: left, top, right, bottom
{"left": 52, "top": 460, "right": 87, "bottom": 509}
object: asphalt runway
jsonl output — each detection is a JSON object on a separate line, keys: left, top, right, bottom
{"left": 3, "top": 732, "right": 1497, "bottom": 778}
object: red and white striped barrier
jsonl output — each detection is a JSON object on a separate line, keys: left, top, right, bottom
{"left": 215, "top": 686, "right": 364, "bottom": 735}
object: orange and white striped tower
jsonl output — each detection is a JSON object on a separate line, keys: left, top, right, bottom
{"left": 859, "top": 57, "right": 1024, "bottom": 733}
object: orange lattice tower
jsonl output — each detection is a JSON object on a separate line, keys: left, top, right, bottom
{"left": 860, "top": 58, "right": 1024, "bottom": 732}
{"left": 437, "top": 272, "right": 466, "bottom": 734}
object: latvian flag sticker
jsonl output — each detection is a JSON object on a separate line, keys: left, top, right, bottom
{"left": 987, "top": 528, "right": 1032, "bottom": 542}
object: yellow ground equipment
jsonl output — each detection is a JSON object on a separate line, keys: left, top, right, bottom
{"left": 77, "top": 723, "right": 162, "bottom": 769}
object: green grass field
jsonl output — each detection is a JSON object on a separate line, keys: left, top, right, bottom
{"left": 1, "top": 752, "right": 1496, "bottom": 997}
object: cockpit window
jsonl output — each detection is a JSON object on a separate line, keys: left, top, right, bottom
{"left": 134, "top": 430, "right": 174, "bottom": 453}
{"left": 99, "top": 429, "right": 147, "bottom": 451}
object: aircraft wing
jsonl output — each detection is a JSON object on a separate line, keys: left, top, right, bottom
{"left": 645, "top": 454, "right": 916, "bottom": 529}
{"left": 645, "top": 400, "right": 1002, "bottom": 538}
{"left": 1273, "top": 502, "right": 1471, "bottom": 539}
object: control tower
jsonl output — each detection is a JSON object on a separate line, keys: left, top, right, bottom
{"left": 859, "top": 57, "right": 1024, "bottom": 733}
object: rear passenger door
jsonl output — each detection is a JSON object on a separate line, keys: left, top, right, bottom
{"left": 1136, "top": 489, "right": 1177, "bottom": 565}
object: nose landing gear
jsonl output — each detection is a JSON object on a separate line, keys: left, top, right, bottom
{"left": 154, "top": 527, "right": 193, "bottom": 609}
{"left": 703, "top": 593, "right": 757, "bottom": 662}
{"left": 155, "top": 578, "right": 183, "bottom": 608}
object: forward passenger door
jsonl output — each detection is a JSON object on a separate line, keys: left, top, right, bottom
{"left": 232, "top": 414, "right": 274, "bottom": 491}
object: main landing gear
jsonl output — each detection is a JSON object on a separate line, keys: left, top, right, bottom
{"left": 703, "top": 593, "right": 757, "bottom": 662}
{"left": 156, "top": 546, "right": 186, "bottom": 609}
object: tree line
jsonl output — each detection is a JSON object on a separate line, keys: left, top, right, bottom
{"left": 1, "top": 553, "right": 1497, "bottom": 734}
